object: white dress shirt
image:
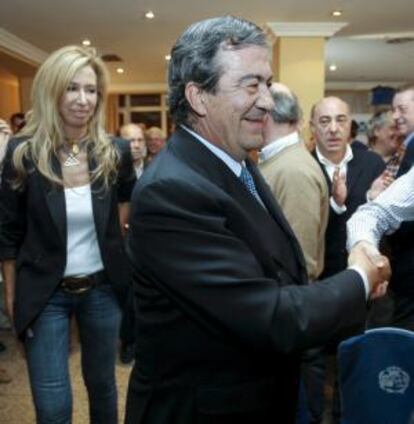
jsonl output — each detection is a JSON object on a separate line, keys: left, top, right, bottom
{"left": 181, "top": 125, "right": 242, "bottom": 177}
{"left": 259, "top": 132, "right": 300, "bottom": 162}
{"left": 134, "top": 162, "right": 144, "bottom": 179}
{"left": 315, "top": 145, "right": 353, "bottom": 214}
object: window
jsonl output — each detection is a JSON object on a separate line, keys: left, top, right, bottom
{"left": 116, "top": 92, "right": 169, "bottom": 134}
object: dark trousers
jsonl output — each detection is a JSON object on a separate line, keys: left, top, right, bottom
{"left": 390, "top": 291, "right": 414, "bottom": 330}
{"left": 120, "top": 284, "right": 136, "bottom": 345}
{"left": 302, "top": 348, "right": 342, "bottom": 424}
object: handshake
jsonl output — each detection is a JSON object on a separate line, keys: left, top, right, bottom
{"left": 348, "top": 241, "right": 391, "bottom": 299}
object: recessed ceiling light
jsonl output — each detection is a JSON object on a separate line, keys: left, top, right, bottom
{"left": 165, "top": 54, "right": 171, "bottom": 61}
{"left": 145, "top": 10, "right": 155, "bottom": 19}
{"left": 82, "top": 39, "right": 91, "bottom": 46}
{"left": 329, "top": 64, "right": 337, "bottom": 72}
{"left": 332, "top": 10, "right": 342, "bottom": 17}
{"left": 116, "top": 68, "right": 125, "bottom": 74}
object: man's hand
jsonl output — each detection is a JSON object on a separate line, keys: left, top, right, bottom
{"left": 367, "top": 170, "right": 394, "bottom": 201}
{"left": 348, "top": 241, "right": 391, "bottom": 299}
{"left": 332, "top": 167, "right": 347, "bottom": 206}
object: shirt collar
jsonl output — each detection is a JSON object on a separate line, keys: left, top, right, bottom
{"left": 259, "top": 131, "right": 300, "bottom": 162}
{"left": 181, "top": 125, "right": 243, "bottom": 177}
{"left": 134, "top": 162, "right": 144, "bottom": 179}
{"left": 315, "top": 143, "right": 353, "bottom": 168}
{"left": 404, "top": 131, "right": 414, "bottom": 147}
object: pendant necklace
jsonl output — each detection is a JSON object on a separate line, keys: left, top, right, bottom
{"left": 62, "top": 136, "right": 88, "bottom": 167}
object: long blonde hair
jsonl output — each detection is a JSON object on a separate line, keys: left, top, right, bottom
{"left": 13, "top": 45, "right": 118, "bottom": 189}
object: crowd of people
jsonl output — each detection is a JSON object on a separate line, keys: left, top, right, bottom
{"left": 0, "top": 14, "right": 413, "bottom": 424}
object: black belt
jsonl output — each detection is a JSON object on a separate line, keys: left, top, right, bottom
{"left": 60, "top": 270, "right": 106, "bottom": 294}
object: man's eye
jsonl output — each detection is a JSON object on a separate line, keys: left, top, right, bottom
{"left": 246, "top": 83, "right": 259, "bottom": 92}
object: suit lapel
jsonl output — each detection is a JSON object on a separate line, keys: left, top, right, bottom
{"left": 41, "top": 154, "right": 66, "bottom": 244}
{"left": 248, "top": 162, "right": 307, "bottom": 279}
{"left": 88, "top": 151, "right": 111, "bottom": 245}
{"left": 170, "top": 129, "right": 307, "bottom": 282}
{"left": 41, "top": 147, "right": 111, "bottom": 247}
{"left": 346, "top": 153, "right": 362, "bottom": 196}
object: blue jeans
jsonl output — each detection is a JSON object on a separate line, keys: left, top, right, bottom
{"left": 24, "top": 284, "right": 121, "bottom": 424}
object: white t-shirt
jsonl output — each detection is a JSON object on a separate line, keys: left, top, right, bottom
{"left": 63, "top": 184, "right": 104, "bottom": 277}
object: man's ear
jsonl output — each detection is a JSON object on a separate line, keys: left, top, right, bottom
{"left": 309, "top": 120, "right": 316, "bottom": 135}
{"left": 185, "top": 82, "right": 207, "bottom": 117}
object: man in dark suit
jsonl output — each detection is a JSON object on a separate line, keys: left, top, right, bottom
{"left": 125, "top": 16, "right": 389, "bottom": 424}
{"left": 311, "top": 97, "right": 387, "bottom": 279}
{"left": 394, "top": 86, "right": 414, "bottom": 176}
{"left": 308, "top": 97, "right": 387, "bottom": 423}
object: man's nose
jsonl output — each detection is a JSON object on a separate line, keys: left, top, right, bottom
{"left": 392, "top": 109, "right": 400, "bottom": 121}
{"left": 257, "top": 85, "right": 274, "bottom": 112}
{"left": 328, "top": 120, "right": 339, "bottom": 133}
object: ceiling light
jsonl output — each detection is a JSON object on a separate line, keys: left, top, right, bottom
{"left": 332, "top": 10, "right": 342, "bottom": 17}
{"left": 165, "top": 54, "right": 171, "bottom": 61}
{"left": 116, "top": 68, "right": 124, "bottom": 74}
{"left": 145, "top": 10, "right": 155, "bottom": 19}
{"left": 329, "top": 64, "right": 337, "bottom": 72}
{"left": 82, "top": 39, "right": 91, "bottom": 46}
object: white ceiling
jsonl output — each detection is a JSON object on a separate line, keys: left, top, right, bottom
{"left": 0, "top": 0, "right": 413, "bottom": 89}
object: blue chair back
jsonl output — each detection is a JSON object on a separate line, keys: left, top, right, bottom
{"left": 338, "top": 327, "right": 414, "bottom": 424}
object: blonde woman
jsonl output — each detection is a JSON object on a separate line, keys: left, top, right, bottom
{"left": 0, "top": 46, "right": 135, "bottom": 423}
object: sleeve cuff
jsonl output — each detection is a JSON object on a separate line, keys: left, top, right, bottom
{"left": 348, "top": 265, "right": 370, "bottom": 300}
{"left": 330, "top": 197, "right": 347, "bottom": 214}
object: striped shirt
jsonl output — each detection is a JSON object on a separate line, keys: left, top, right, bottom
{"left": 347, "top": 165, "right": 414, "bottom": 249}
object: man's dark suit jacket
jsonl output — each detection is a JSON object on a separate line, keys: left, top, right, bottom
{"left": 0, "top": 137, "right": 136, "bottom": 337}
{"left": 125, "top": 128, "right": 368, "bottom": 424}
{"left": 313, "top": 146, "right": 385, "bottom": 278}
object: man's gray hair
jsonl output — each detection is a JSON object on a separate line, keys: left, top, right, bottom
{"left": 168, "top": 15, "right": 268, "bottom": 127}
{"left": 367, "top": 109, "right": 393, "bottom": 145}
{"left": 270, "top": 90, "right": 302, "bottom": 125}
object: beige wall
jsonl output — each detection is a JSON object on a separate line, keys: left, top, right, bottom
{"left": 273, "top": 37, "right": 325, "bottom": 148}
{"left": 19, "top": 76, "right": 33, "bottom": 112}
{"left": 273, "top": 37, "right": 325, "bottom": 123}
{"left": 0, "top": 67, "right": 20, "bottom": 121}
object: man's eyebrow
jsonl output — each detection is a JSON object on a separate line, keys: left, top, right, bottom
{"left": 318, "top": 113, "right": 348, "bottom": 120}
{"left": 238, "top": 74, "right": 270, "bottom": 84}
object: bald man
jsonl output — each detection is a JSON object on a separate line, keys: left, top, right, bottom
{"left": 311, "top": 97, "right": 386, "bottom": 279}
{"left": 120, "top": 124, "right": 147, "bottom": 179}
{"left": 309, "top": 97, "right": 386, "bottom": 424}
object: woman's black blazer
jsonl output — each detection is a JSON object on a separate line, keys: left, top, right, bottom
{"left": 0, "top": 137, "right": 136, "bottom": 336}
